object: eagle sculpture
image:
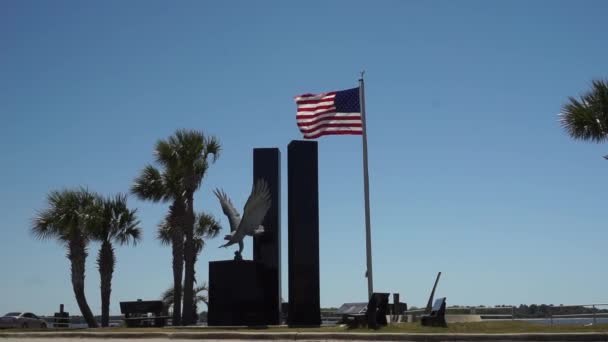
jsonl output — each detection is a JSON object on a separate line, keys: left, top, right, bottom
{"left": 213, "top": 179, "right": 271, "bottom": 260}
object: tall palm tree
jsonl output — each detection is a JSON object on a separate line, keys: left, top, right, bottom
{"left": 560, "top": 80, "right": 608, "bottom": 156}
{"left": 31, "top": 189, "right": 99, "bottom": 328}
{"left": 88, "top": 194, "right": 142, "bottom": 327}
{"left": 132, "top": 165, "right": 186, "bottom": 326}
{"left": 158, "top": 211, "right": 220, "bottom": 323}
{"left": 154, "top": 130, "right": 220, "bottom": 325}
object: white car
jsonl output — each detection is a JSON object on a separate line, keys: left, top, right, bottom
{"left": 0, "top": 312, "right": 48, "bottom": 329}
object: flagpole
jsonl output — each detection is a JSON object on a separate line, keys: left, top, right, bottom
{"left": 359, "top": 72, "right": 374, "bottom": 299}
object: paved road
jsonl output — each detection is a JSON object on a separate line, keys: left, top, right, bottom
{"left": 2, "top": 339, "right": 603, "bottom": 342}
{"left": 0, "top": 339, "right": 280, "bottom": 342}
{"left": 3, "top": 333, "right": 608, "bottom": 341}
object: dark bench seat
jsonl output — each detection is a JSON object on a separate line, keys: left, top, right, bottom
{"left": 339, "top": 293, "right": 389, "bottom": 329}
{"left": 119, "top": 300, "right": 167, "bottom": 328}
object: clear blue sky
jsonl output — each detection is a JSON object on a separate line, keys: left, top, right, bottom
{"left": 1, "top": 0, "right": 607, "bottom": 316}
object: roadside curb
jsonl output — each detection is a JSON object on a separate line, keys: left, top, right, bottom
{"left": 1, "top": 331, "right": 608, "bottom": 341}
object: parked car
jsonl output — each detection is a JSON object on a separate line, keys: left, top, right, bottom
{"left": 0, "top": 312, "right": 47, "bottom": 329}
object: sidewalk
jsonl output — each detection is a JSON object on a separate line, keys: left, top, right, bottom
{"left": 2, "top": 331, "right": 608, "bottom": 341}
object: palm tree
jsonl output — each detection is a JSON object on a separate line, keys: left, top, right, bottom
{"left": 158, "top": 211, "right": 220, "bottom": 323}
{"left": 88, "top": 194, "right": 142, "bottom": 327}
{"left": 132, "top": 165, "right": 186, "bottom": 326}
{"left": 153, "top": 130, "right": 220, "bottom": 325}
{"left": 31, "top": 188, "right": 99, "bottom": 328}
{"left": 161, "top": 283, "right": 209, "bottom": 322}
{"left": 559, "top": 80, "right": 608, "bottom": 157}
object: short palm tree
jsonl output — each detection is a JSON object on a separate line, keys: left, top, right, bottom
{"left": 132, "top": 165, "right": 186, "bottom": 326}
{"left": 161, "top": 283, "right": 209, "bottom": 322}
{"left": 31, "top": 188, "right": 99, "bottom": 328}
{"left": 559, "top": 80, "right": 608, "bottom": 156}
{"left": 153, "top": 129, "right": 220, "bottom": 325}
{"left": 88, "top": 194, "right": 142, "bottom": 327}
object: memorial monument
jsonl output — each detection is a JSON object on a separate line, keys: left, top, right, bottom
{"left": 208, "top": 143, "right": 321, "bottom": 326}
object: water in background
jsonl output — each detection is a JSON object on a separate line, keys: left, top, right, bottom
{"left": 513, "top": 317, "right": 608, "bottom": 325}
{"left": 47, "top": 317, "right": 608, "bottom": 328}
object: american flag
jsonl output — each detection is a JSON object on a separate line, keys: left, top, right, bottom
{"left": 294, "top": 87, "right": 362, "bottom": 139}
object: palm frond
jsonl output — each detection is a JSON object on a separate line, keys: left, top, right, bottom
{"left": 156, "top": 219, "right": 173, "bottom": 246}
{"left": 154, "top": 139, "right": 178, "bottom": 168}
{"left": 31, "top": 207, "right": 65, "bottom": 241}
{"left": 131, "top": 165, "right": 167, "bottom": 202}
{"left": 160, "top": 283, "right": 208, "bottom": 308}
{"left": 195, "top": 212, "right": 222, "bottom": 239}
{"left": 162, "top": 167, "right": 186, "bottom": 200}
{"left": 31, "top": 188, "right": 98, "bottom": 243}
{"left": 160, "top": 285, "right": 175, "bottom": 307}
{"left": 203, "top": 135, "right": 221, "bottom": 163}
{"left": 193, "top": 237, "right": 204, "bottom": 254}
{"left": 560, "top": 79, "right": 608, "bottom": 143}
{"left": 88, "top": 193, "right": 142, "bottom": 246}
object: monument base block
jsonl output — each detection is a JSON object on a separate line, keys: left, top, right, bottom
{"left": 208, "top": 260, "right": 265, "bottom": 326}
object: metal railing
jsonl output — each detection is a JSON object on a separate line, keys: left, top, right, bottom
{"left": 548, "top": 304, "right": 608, "bottom": 325}
{"left": 402, "top": 306, "right": 514, "bottom": 321}
{"left": 402, "top": 303, "right": 608, "bottom": 325}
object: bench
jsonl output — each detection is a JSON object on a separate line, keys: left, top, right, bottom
{"left": 119, "top": 300, "right": 168, "bottom": 327}
{"left": 340, "top": 293, "right": 389, "bottom": 329}
{"left": 421, "top": 297, "right": 447, "bottom": 327}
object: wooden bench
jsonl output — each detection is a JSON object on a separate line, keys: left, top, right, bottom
{"left": 119, "top": 300, "right": 168, "bottom": 327}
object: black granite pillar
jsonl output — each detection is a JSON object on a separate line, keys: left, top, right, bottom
{"left": 253, "top": 148, "right": 281, "bottom": 325}
{"left": 287, "top": 140, "right": 321, "bottom": 326}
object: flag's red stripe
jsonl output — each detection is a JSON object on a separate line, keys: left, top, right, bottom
{"left": 296, "top": 113, "right": 360, "bottom": 119}
{"left": 296, "top": 98, "right": 335, "bottom": 105}
{"left": 299, "top": 122, "right": 363, "bottom": 130}
{"left": 297, "top": 116, "right": 362, "bottom": 127}
{"left": 297, "top": 114, "right": 361, "bottom": 121}
{"left": 295, "top": 91, "right": 336, "bottom": 99}
{"left": 296, "top": 104, "right": 335, "bottom": 112}
{"left": 296, "top": 108, "right": 337, "bottom": 117}
{"left": 299, "top": 123, "right": 363, "bottom": 134}
{"left": 303, "top": 130, "right": 363, "bottom": 139}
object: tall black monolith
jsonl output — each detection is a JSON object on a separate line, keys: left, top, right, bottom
{"left": 253, "top": 148, "right": 281, "bottom": 325}
{"left": 287, "top": 140, "right": 321, "bottom": 326}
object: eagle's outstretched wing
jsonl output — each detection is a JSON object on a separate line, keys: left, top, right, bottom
{"left": 235, "top": 179, "right": 271, "bottom": 238}
{"left": 213, "top": 188, "right": 241, "bottom": 232}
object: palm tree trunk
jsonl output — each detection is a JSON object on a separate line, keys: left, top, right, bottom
{"left": 97, "top": 240, "right": 115, "bottom": 327}
{"left": 181, "top": 192, "right": 196, "bottom": 325}
{"left": 68, "top": 235, "right": 98, "bottom": 328}
{"left": 171, "top": 226, "right": 184, "bottom": 326}
{"left": 169, "top": 200, "right": 186, "bottom": 326}
{"left": 191, "top": 246, "right": 200, "bottom": 324}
